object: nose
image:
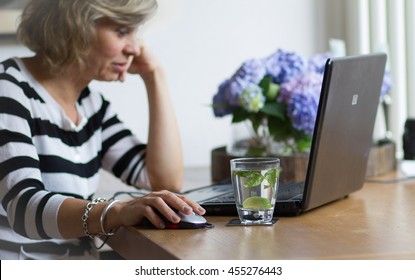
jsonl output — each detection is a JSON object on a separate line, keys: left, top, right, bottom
{"left": 124, "top": 36, "right": 140, "bottom": 56}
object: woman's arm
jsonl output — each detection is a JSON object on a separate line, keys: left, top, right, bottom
{"left": 127, "top": 44, "right": 184, "bottom": 192}
{"left": 143, "top": 66, "right": 184, "bottom": 192}
{"left": 58, "top": 190, "right": 205, "bottom": 238}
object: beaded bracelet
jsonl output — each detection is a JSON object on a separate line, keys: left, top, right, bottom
{"left": 82, "top": 197, "right": 107, "bottom": 239}
{"left": 99, "top": 200, "right": 120, "bottom": 236}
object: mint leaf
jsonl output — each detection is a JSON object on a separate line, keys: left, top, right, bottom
{"left": 234, "top": 168, "right": 279, "bottom": 188}
{"left": 244, "top": 172, "right": 265, "bottom": 188}
{"left": 264, "top": 168, "right": 280, "bottom": 188}
{"left": 234, "top": 170, "right": 256, "bottom": 178}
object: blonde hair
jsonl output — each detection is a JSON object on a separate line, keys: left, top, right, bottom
{"left": 17, "top": 0, "right": 157, "bottom": 74}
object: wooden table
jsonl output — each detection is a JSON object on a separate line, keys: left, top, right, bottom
{"left": 107, "top": 172, "right": 415, "bottom": 260}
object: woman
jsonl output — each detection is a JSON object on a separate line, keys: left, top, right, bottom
{"left": 0, "top": 0, "right": 205, "bottom": 259}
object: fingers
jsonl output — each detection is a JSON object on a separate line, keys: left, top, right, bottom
{"left": 118, "top": 72, "right": 126, "bottom": 82}
{"left": 148, "top": 195, "right": 181, "bottom": 225}
{"left": 127, "top": 42, "right": 161, "bottom": 76}
{"left": 118, "top": 55, "right": 134, "bottom": 82}
{"left": 134, "top": 190, "right": 206, "bottom": 229}
{"left": 157, "top": 191, "right": 206, "bottom": 215}
{"left": 175, "top": 193, "right": 206, "bottom": 216}
{"left": 141, "top": 203, "right": 174, "bottom": 229}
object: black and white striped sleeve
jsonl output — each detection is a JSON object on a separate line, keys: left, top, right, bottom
{"left": 0, "top": 61, "right": 67, "bottom": 240}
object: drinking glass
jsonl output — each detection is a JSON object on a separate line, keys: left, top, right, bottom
{"left": 230, "top": 157, "right": 280, "bottom": 224}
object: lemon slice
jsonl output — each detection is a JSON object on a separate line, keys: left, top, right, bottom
{"left": 242, "top": 196, "right": 272, "bottom": 209}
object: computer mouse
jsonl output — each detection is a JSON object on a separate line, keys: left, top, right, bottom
{"left": 140, "top": 210, "right": 211, "bottom": 229}
{"left": 164, "top": 211, "right": 209, "bottom": 229}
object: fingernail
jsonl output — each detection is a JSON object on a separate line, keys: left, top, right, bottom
{"left": 183, "top": 206, "right": 192, "bottom": 212}
{"left": 172, "top": 214, "right": 181, "bottom": 223}
{"left": 198, "top": 207, "right": 206, "bottom": 214}
{"left": 159, "top": 222, "right": 165, "bottom": 229}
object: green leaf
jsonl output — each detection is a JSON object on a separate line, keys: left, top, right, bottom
{"left": 296, "top": 136, "right": 312, "bottom": 152}
{"left": 260, "top": 103, "right": 285, "bottom": 119}
{"left": 259, "top": 76, "right": 280, "bottom": 101}
{"left": 267, "top": 116, "right": 292, "bottom": 140}
{"left": 264, "top": 168, "right": 280, "bottom": 188}
{"left": 244, "top": 172, "right": 265, "bottom": 188}
{"left": 210, "top": 103, "right": 229, "bottom": 110}
{"left": 258, "top": 76, "right": 271, "bottom": 92}
{"left": 246, "top": 146, "right": 267, "bottom": 156}
{"left": 267, "top": 82, "right": 280, "bottom": 101}
{"left": 234, "top": 170, "right": 265, "bottom": 188}
{"left": 232, "top": 108, "right": 250, "bottom": 123}
{"left": 249, "top": 114, "right": 264, "bottom": 134}
{"left": 234, "top": 170, "right": 255, "bottom": 178}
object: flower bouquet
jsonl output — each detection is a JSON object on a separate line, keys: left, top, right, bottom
{"left": 212, "top": 49, "right": 391, "bottom": 156}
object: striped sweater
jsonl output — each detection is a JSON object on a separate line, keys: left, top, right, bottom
{"left": 0, "top": 58, "right": 149, "bottom": 246}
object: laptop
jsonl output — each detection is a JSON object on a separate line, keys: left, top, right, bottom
{"left": 184, "top": 53, "right": 387, "bottom": 216}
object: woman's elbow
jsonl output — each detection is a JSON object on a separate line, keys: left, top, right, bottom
{"left": 149, "top": 171, "right": 184, "bottom": 193}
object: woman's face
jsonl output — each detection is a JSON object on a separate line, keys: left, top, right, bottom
{"left": 84, "top": 19, "right": 139, "bottom": 81}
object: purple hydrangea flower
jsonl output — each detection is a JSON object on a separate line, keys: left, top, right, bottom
{"left": 381, "top": 71, "right": 392, "bottom": 98}
{"left": 264, "top": 49, "right": 307, "bottom": 84}
{"left": 279, "top": 71, "right": 324, "bottom": 135}
{"left": 279, "top": 71, "right": 323, "bottom": 102}
{"left": 307, "top": 52, "right": 332, "bottom": 73}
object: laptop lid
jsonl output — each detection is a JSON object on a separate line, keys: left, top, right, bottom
{"left": 300, "top": 53, "right": 387, "bottom": 212}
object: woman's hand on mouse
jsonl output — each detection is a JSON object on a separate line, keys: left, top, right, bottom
{"left": 110, "top": 190, "right": 206, "bottom": 229}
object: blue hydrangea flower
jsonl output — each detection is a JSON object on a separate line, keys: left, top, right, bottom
{"left": 212, "top": 77, "right": 249, "bottom": 117}
{"left": 264, "top": 49, "right": 307, "bottom": 84}
{"left": 212, "top": 80, "right": 233, "bottom": 117}
{"left": 233, "top": 58, "right": 267, "bottom": 85}
{"left": 226, "top": 76, "right": 250, "bottom": 106}
{"left": 286, "top": 93, "right": 319, "bottom": 135}
{"left": 212, "top": 59, "right": 266, "bottom": 117}
{"left": 238, "top": 84, "right": 265, "bottom": 113}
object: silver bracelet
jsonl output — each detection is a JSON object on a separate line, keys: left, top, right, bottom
{"left": 99, "top": 200, "right": 120, "bottom": 236}
{"left": 82, "top": 197, "right": 107, "bottom": 239}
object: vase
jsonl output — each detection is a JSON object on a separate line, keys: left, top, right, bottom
{"left": 212, "top": 146, "right": 309, "bottom": 184}
{"left": 227, "top": 119, "right": 299, "bottom": 157}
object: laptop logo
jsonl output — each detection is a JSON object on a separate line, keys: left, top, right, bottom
{"left": 352, "top": 94, "right": 359, "bottom": 105}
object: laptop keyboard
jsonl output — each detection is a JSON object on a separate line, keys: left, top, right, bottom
{"left": 201, "top": 192, "right": 235, "bottom": 204}
{"left": 200, "top": 181, "right": 305, "bottom": 204}
{"left": 277, "top": 181, "right": 305, "bottom": 200}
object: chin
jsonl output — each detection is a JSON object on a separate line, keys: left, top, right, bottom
{"left": 96, "top": 73, "right": 119, "bottom": 82}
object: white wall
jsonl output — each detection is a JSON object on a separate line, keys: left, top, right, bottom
{"left": 0, "top": 0, "right": 333, "bottom": 168}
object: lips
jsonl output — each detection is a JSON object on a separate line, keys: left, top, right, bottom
{"left": 112, "top": 62, "right": 128, "bottom": 73}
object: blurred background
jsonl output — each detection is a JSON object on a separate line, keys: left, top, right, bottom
{"left": 0, "top": 0, "right": 413, "bottom": 169}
